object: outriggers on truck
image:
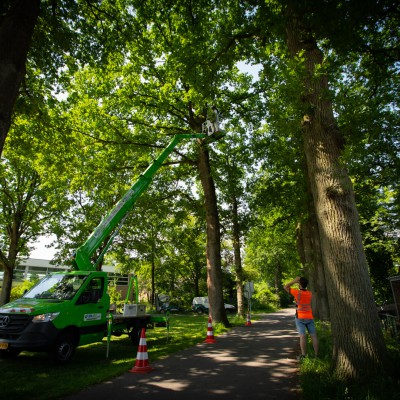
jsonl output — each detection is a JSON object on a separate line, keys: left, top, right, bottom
{"left": 0, "top": 122, "right": 224, "bottom": 363}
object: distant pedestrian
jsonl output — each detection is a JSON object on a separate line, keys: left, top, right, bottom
{"left": 284, "top": 276, "right": 319, "bottom": 360}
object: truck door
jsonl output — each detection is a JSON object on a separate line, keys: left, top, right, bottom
{"left": 75, "top": 277, "right": 108, "bottom": 346}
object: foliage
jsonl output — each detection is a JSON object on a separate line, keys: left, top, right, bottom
{"left": 107, "top": 281, "right": 124, "bottom": 313}
{"left": 251, "top": 280, "right": 280, "bottom": 311}
{"left": 9, "top": 280, "right": 36, "bottom": 302}
{"left": 0, "top": 106, "right": 65, "bottom": 303}
{"left": 323, "top": 0, "right": 400, "bottom": 303}
{"left": 0, "top": 0, "right": 399, "bottom": 383}
{"left": 244, "top": 209, "right": 301, "bottom": 283}
{"left": 0, "top": 156, "right": 56, "bottom": 258}
{"left": 156, "top": 214, "right": 208, "bottom": 306}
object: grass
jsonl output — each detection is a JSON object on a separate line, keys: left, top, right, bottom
{"left": 2, "top": 311, "right": 398, "bottom": 400}
{"left": 0, "top": 313, "right": 245, "bottom": 400}
{"left": 299, "top": 321, "right": 400, "bottom": 400}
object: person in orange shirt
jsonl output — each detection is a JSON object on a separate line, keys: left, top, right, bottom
{"left": 284, "top": 276, "right": 319, "bottom": 361}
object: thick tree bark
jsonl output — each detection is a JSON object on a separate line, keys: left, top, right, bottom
{"left": 198, "top": 142, "right": 230, "bottom": 326}
{"left": 286, "top": 2, "right": 388, "bottom": 380}
{"left": 0, "top": 264, "right": 13, "bottom": 305}
{"left": 297, "top": 218, "right": 330, "bottom": 320}
{"left": 296, "top": 166, "right": 330, "bottom": 320}
{"left": 0, "top": 0, "right": 40, "bottom": 156}
{"left": 0, "top": 220, "right": 20, "bottom": 305}
{"left": 307, "top": 213, "right": 330, "bottom": 321}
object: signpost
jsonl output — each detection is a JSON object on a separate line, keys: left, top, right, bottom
{"left": 244, "top": 282, "right": 254, "bottom": 326}
{"left": 244, "top": 281, "right": 254, "bottom": 300}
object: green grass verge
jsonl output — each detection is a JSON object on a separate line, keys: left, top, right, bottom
{"left": 299, "top": 321, "right": 400, "bottom": 400}
{"left": 4, "top": 311, "right": 397, "bottom": 400}
{"left": 0, "top": 313, "right": 245, "bottom": 400}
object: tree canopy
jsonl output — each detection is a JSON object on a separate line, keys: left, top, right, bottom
{"left": 0, "top": 0, "right": 399, "bottom": 381}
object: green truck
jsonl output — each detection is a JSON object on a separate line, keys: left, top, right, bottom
{"left": 0, "top": 128, "right": 223, "bottom": 363}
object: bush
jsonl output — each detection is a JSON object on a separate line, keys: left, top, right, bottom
{"left": 251, "top": 281, "right": 279, "bottom": 310}
{"left": 107, "top": 282, "right": 124, "bottom": 313}
{"left": 10, "top": 280, "right": 36, "bottom": 301}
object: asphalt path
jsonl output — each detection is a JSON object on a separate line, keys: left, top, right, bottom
{"left": 64, "top": 308, "right": 301, "bottom": 400}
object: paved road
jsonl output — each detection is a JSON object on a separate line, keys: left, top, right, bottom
{"left": 64, "top": 308, "right": 301, "bottom": 400}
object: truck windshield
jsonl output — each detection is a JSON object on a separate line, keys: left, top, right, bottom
{"left": 24, "top": 274, "right": 88, "bottom": 300}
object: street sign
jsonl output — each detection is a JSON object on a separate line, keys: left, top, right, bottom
{"left": 244, "top": 281, "right": 254, "bottom": 299}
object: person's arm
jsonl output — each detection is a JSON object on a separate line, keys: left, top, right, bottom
{"left": 284, "top": 276, "right": 300, "bottom": 293}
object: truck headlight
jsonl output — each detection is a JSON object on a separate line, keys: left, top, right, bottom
{"left": 32, "top": 313, "right": 60, "bottom": 323}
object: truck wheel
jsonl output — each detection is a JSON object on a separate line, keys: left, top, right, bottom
{"left": 196, "top": 308, "right": 204, "bottom": 314}
{"left": 49, "top": 333, "right": 76, "bottom": 364}
{"left": 129, "top": 327, "right": 142, "bottom": 345}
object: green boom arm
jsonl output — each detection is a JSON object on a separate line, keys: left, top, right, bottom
{"left": 72, "top": 133, "right": 207, "bottom": 271}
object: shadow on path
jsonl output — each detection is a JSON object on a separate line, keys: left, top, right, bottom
{"left": 64, "top": 308, "right": 300, "bottom": 400}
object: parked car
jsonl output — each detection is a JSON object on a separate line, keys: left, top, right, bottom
{"left": 191, "top": 296, "right": 236, "bottom": 314}
{"left": 160, "top": 302, "right": 182, "bottom": 313}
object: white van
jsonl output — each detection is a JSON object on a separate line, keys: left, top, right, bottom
{"left": 191, "top": 296, "right": 236, "bottom": 314}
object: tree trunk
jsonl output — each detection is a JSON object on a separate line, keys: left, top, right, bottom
{"left": 0, "top": 234, "right": 19, "bottom": 305}
{"left": 286, "top": 3, "right": 388, "bottom": 380}
{"left": 193, "top": 259, "right": 201, "bottom": 297}
{"left": 308, "top": 215, "right": 330, "bottom": 321}
{"left": 231, "top": 194, "right": 244, "bottom": 317}
{"left": 198, "top": 142, "right": 230, "bottom": 326}
{"left": 296, "top": 169, "right": 330, "bottom": 321}
{"left": 151, "top": 254, "right": 155, "bottom": 307}
{"left": 298, "top": 218, "right": 330, "bottom": 321}
{"left": 275, "top": 261, "right": 283, "bottom": 306}
{"left": 0, "top": 264, "right": 13, "bottom": 305}
{"left": 0, "top": 0, "right": 40, "bottom": 156}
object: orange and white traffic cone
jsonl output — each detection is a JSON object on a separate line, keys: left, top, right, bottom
{"left": 128, "top": 328, "right": 155, "bottom": 374}
{"left": 245, "top": 312, "right": 251, "bottom": 326}
{"left": 204, "top": 316, "right": 217, "bottom": 343}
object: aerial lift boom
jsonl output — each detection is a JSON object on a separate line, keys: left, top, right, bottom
{"left": 0, "top": 117, "right": 224, "bottom": 364}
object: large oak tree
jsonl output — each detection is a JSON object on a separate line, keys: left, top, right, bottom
{"left": 241, "top": 0, "right": 396, "bottom": 380}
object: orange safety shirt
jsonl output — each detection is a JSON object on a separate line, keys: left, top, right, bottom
{"left": 290, "top": 288, "right": 313, "bottom": 319}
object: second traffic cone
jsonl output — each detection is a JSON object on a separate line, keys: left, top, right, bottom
{"left": 204, "top": 316, "right": 217, "bottom": 343}
{"left": 128, "top": 328, "right": 155, "bottom": 373}
{"left": 245, "top": 312, "right": 252, "bottom": 326}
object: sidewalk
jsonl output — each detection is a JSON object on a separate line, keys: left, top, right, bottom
{"left": 64, "top": 308, "right": 301, "bottom": 400}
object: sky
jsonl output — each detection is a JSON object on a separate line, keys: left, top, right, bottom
{"left": 30, "top": 235, "right": 57, "bottom": 260}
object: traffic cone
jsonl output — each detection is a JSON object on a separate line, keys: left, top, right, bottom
{"left": 128, "top": 328, "right": 155, "bottom": 373}
{"left": 204, "top": 316, "right": 217, "bottom": 343}
{"left": 245, "top": 312, "right": 251, "bottom": 326}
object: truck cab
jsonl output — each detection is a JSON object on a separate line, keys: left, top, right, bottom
{"left": 0, "top": 271, "right": 110, "bottom": 363}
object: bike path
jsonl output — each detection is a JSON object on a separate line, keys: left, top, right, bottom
{"left": 64, "top": 308, "right": 301, "bottom": 400}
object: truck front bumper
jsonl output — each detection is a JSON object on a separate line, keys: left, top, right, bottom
{"left": 0, "top": 320, "right": 58, "bottom": 352}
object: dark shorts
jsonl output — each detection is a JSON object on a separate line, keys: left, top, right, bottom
{"left": 295, "top": 317, "right": 316, "bottom": 335}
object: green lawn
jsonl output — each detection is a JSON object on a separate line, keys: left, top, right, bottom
{"left": 1, "top": 313, "right": 399, "bottom": 400}
{"left": 0, "top": 313, "right": 240, "bottom": 400}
